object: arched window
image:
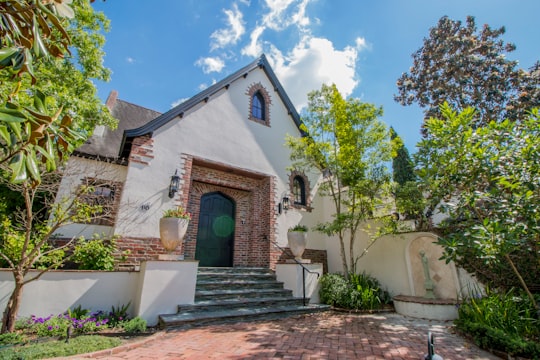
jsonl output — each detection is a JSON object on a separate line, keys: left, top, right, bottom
{"left": 251, "top": 92, "right": 265, "bottom": 120}
{"left": 247, "top": 83, "right": 271, "bottom": 126}
{"left": 293, "top": 176, "right": 306, "bottom": 206}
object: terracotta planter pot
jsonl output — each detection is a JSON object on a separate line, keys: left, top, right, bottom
{"left": 159, "top": 218, "right": 189, "bottom": 253}
{"left": 287, "top": 231, "right": 307, "bottom": 260}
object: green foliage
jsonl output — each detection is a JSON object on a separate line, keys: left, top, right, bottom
{"left": 389, "top": 127, "right": 415, "bottom": 186}
{"left": 108, "top": 302, "right": 131, "bottom": 327}
{"left": 456, "top": 289, "right": 540, "bottom": 358}
{"left": 288, "top": 224, "right": 308, "bottom": 232}
{"left": 286, "top": 84, "right": 396, "bottom": 276}
{"left": 67, "top": 305, "right": 90, "bottom": 320}
{"left": 71, "top": 235, "right": 122, "bottom": 271}
{"left": 0, "top": 335, "right": 121, "bottom": 360}
{"left": 0, "top": 332, "right": 26, "bottom": 346}
{"left": 319, "top": 272, "right": 391, "bottom": 310}
{"left": 162, "top": 206, "right": 191, "bottom": 219}
{"left": 122, "top": 317, "right": 147, "bottom": 333}
{"left": 0, "top": 0, "right": 115, "bottom": 184}
{"left": 416, "top": 104, "right": 540, "bottom": 302}
{"left": 395, "top": 15, "right": 539, "bottom": 129}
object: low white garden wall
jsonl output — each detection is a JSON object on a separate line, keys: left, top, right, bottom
{"left": 0, "top": 260, "right": 198, "bottom": 327}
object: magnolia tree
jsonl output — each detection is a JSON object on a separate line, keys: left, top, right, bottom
{"left": 0, "top": 0, "right": 115, "bottom": 332}
{"left": 286, "top": 84, "right": 396, "bottom": 277}
{"left": 395, "top": 15, "right": 539, "bottom": 130}
{"left": 416, "top": 103, "right": 540, "bottom": 312}
{"left": 0, "top": 0, "right": 114, "bottom": 183}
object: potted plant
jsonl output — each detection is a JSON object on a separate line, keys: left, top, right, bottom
{"left": 287, "top": 224, "right": 308, "bottom": 260}
{"left": 159, "top": 206, "right": 191, "bottom": 255}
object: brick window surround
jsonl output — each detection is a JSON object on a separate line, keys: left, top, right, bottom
{"left": 288, "top": 170, "right": 312, "bottom": 211}
{"left": 78, "top": 177, "right": 123, "bottom": 226}
{"left": 246, "top": 83, "right": 272, "bottom": 126}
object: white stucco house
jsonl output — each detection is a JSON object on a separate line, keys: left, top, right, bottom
{"left": 54, "top": 54, "right": 329, "bottom": 271}
{"left": 1, "top": 55, "right": 476, "bottom": 324}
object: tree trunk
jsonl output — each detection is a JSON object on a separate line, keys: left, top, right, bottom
{"left": 504, "top": 254, "right": 539, "bottom": 317}
{"left": 1, "top": 273, "right": 24, "bottom": 333}
{"left": 338, "top": 233, "right": 349, "bottom": 279}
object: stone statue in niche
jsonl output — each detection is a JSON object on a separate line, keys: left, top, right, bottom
{"left": 420, "top": 250, "right": 436, "bottom": 299}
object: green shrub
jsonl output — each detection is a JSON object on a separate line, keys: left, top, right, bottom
{"left": 319, "top": 272, "right": 392, "bottom": 310}
{"left": 122, "top": 317, "right": 147, "bottom": 333}
{"left": 72, "top": 235, "right": 119, "bottom": 271}
{"left": 456, "top": 288, "right": 540, "bottom": 358}
{"left": 0, "top": 332, "right": 26, "bottom": 346}
{"left": 0, "top": 335, "right": 121, "bottom": 360}
{"left": 108, "top": 302, "right": 131, "bottom": 327}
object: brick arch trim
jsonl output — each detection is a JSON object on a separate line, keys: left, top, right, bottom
{"left": 246, "top": 82, "right": 272, "bottom": 126}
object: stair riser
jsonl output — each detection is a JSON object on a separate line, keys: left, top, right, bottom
{"left": 177, "top": 298, "right": 306, "bottom": 313}
{"left": 197, "top": 274, "right": 276, "bottom": 282}
{"left": 195, "top": 290, "right": 293, "bottom": 302}
{"left": 196, "top": 282, "right": 284, "bottom": 291}
{"left": 160, "top": 307, "right": 328, "bottom": 329}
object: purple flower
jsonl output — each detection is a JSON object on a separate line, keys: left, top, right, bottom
{"left": 47, "top": 326, "right": 53, "bottom": 331}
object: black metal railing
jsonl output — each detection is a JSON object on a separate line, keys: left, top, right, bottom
{"left": 269, "top": 238, "right": 320, "bottom": 306}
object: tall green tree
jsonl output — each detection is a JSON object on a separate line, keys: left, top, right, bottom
{"left": 286, "top": 84, "right": 395, "bottom": 277}
{"left": 415, "top": 103, "right": 540, "bottom": 312}
{"left": 390, "top": 127, "right": 415, "bottom": 186}
{"left": 395, "top": 16, "right": 539, "bottom": 130}
{"left": 389, "top": 127, "right": 426, "bottom": 225}
{"left": 0, "top": 0, "right": 115, "bottom": 333}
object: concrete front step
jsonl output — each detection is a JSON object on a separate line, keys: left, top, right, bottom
{"left": 177, "top": 296, "right": 307, "bottom": 314}
{"left": 195, "top": 287, "right": 293, "bottom": 301}
{"left": 158, "top": 266, "right": 330, "bottom": 329}
{"left": 159, "top": 303, "right": 330, "bottom": 329}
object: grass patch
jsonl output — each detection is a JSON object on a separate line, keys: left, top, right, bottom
{"left": 0, "top": 335, "right": 122, "bottom": 359}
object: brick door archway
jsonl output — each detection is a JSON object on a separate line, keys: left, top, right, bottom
{"left": 180, "top": 156, "right": 275, "bottom": 267}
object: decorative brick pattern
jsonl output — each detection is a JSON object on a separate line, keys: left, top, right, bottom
{"left": 116, "top": 237, "right": 182, "bottom": 269}
{"left": 112, "top": 155, "right": 323, "bottom": 271}
{"left": 129, "top": 135, "right": 154, "bottom": 165}
{"left": 272, "top": 246, "right": 328, "bottom": 273}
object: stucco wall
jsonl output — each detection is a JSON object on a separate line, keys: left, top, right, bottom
{"left": 0, "top": 270, "right": 137, "bottom": 318}
{"left": 53, "top": 157, "right": 127, "bottom": 239}
{"left": 115, "top": 67, "right": 318, "bottom": 246}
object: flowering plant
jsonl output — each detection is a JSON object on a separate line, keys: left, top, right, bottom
{"left": 162, "top": 206, "right": 191, "bottom": 220}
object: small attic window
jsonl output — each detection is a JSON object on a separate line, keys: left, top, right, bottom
{"left": 247, "top": 83, "right": 271, "bottom": 126}
{"left": 252, "top": 92, "right": 265, "bottom": 120}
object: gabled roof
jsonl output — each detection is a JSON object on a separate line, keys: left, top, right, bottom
{"left": 119, "top": 54, "right": 303, "bottom": 158}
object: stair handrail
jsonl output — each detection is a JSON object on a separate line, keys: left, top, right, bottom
{"left": 269, "top": 238, "right": 320, "bottom": 306}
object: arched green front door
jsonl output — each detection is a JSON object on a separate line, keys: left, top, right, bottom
{"left": 195, "top": 192, "right": 235, "bottom": 267}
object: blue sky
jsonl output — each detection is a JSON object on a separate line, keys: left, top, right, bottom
{"left": 91, "top": 0, "right": 539, "bottom": 151}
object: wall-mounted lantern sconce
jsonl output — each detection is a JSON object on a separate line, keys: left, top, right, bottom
{"left": 168, "top": 170, "right": 180, "bottom": 198}
{"left": 277, "top": 193, "right": 290, "bottom": 215}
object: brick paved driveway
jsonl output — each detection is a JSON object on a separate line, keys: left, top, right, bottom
{"left": 67, "top": 312, "right": 499, "bottom": 360}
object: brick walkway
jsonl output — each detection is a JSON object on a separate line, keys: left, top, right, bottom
{"left": 66, "top": 312, "right": 499, "bottom": 360}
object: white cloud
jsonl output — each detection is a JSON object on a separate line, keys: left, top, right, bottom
{"left": 126, "top": 57, "right": 135, "bottom": 64}
{"left": 267, "top": 36, "right": 360, "bottom": 110}
{"left": 262, "top": 0, "right": 310, "bottom": 31}
{"left": 241, "top": 25, "right": 265, "bottom": 57}
{"left": 195, "top": 57, "right": 225, "bottom": 74}
{"left": 210, "top": 3, "right": 245, "bottom": 51}
{"left": 355, "top": 37, "right": 369, "bottom": 51}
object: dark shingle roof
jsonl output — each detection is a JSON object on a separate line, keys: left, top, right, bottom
{"left": 74, "top": 95, "right": 161, "bottom": 161}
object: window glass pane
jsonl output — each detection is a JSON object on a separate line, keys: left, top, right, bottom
{"left": 252, "top": 93, "right": 264, "bottom": 119}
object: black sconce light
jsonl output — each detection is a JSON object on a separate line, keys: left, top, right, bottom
{"left": 168, "top": 170, "right": 180, "bottom": 198}
{"left": 282, "top": 195, "right": 290, "bottom": 211}
{"left": 278, "top": 194, "right": 290, "bottom": 215}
